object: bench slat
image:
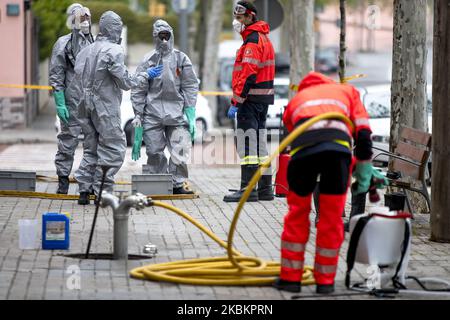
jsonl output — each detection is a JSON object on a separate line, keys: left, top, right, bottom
{"left": 392, "top": 159, "right": 421, "bottom": 180}
{"left": 395, "top": 141, "right": 429, "bottom": 163}
{"left": 400, "top": 126, "right": 432, "bottom": 146}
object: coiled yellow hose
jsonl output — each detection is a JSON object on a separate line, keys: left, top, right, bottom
{"left": 130, "top": 112, "right": 354, "bottom": 286}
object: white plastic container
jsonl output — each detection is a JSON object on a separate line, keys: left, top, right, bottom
{"left": 18, "top": 219, "right": 39, "bottom": 250}
{"left": 349, "top": 210, "right": 411, "bottom": 266}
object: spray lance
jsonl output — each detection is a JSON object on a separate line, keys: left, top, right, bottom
{"left": 85, "top": 165, "right": 111, "bottom": 259}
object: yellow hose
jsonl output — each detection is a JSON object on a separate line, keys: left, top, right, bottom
{"left": 130, "top": 112, "right": 354, "bottom": 286}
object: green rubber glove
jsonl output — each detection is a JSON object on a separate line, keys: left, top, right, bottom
{"left": 371, "top": 167, "right": 389, "bottom": 189}
{"left": 54, "top": 91, "right": 69, "bottom": 124}
{"left": 184, "top": 106, "right": 196, "bottom": 141}
{"left": 132, "top": 126, "right": 143, "bottom": 161}
{"left": 353, "top": 162, "right": 373, "bottom": 195}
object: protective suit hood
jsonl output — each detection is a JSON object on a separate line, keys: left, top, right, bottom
{"left": 153, "top": 19, "right": 174, "bottom": 54}
{"left": 98, "top": 11, "right": 123, "bottom": 44}
{"left": 241, "top": 21, "right": 270, "bottom": 39}
{"left": 298, "top": 72, "right": 336, "bottom": 92}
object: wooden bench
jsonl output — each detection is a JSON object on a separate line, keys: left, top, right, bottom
{"left": 373, "top": 126, "right": 432, "bottom": 214}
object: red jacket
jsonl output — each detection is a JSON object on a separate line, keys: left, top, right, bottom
{"left": 232, "top": 21, "right": 275, "bottom": 107}
{"left": 283, "top": 72, "right": 372, "bottom": 160}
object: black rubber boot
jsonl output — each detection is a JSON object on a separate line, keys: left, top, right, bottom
{"left": 258, "top": 173, "right": 274, "bottom": 201}
{"left": 56, "top": 176, "right": 70, "bottom": 194}
{"left": 223, "top": 165, "right": 259, "bottom": 203}
{"left": 272, "top": 278, "right": 301, "bottom": 293}
{"left": 173, "top": 182, "right": 195, "bottom": 195}
{"left": 316, "top": 284, "right": 335, "bottom": 294}
{"left": 78, "top": 192, "right": 90, "bottom": 205}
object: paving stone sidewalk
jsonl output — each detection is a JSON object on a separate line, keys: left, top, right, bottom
{"left": 0, "top": 144, "right": 450, "bottom": 300}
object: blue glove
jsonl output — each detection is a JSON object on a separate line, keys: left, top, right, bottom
{"left": 147, "top": 65, "right": 163, "bottom": 79}
{"left": 227, "top": 106, "right": 238, "bottom": 119}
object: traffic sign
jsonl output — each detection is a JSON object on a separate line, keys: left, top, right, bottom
{"left": 253, "top": 0, "right": 284, "bottom": 31}
{"left": 171, "top": 0, "right": 196, "bottom": 14}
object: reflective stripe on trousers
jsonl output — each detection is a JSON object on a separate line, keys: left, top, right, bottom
{"left": 281, "top": 258, "right": 304, "bottom": 270}
{"left": 281, "top": 240, "right": 305, "bottom": 253}
{"left": 316, "top": 247, "right": 340, "bottom": 258}
{"left": 314, "top": 263, "right": 338, "bottom": 275}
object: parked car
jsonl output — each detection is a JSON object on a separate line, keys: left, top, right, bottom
{"left": 357, "top": 84, "right": 432, "bottom": 169}
{"left": 216, "top": 49, "right": 294, "bottom": 127}
{"left": 232, "top": 77, "right": 289, "bottom": 139}
{"left": 120, "top": 90, "right": 213, "bottom": 146}
{"left": 315, "top": 46, "right": 339, "bottom": 74}
{"left": 266, "top": 77, "right": 289, "bottom": 131}
{"left": 55, "top": 90, "right": 213, "bottom": 146}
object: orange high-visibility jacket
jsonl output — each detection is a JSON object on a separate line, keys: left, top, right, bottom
{"left": 283, "top": 72, "right": 371, "bottom": 143}
{"left": 232, "top": 21, "right": 275, "bottom": 108}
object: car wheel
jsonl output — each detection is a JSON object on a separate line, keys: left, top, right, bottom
{"left": 124, "top": 121, "right": 134, "bottom": 147}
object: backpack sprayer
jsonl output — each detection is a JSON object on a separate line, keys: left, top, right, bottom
{"left": 345, "top": 188, "right": 450, "bottom": 298}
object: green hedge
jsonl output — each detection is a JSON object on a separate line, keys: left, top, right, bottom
{"left": 33, "top": 0, "right": 179, "bottom": 61}
{"left": 79, "top": 1, "right": 179, "bottom": 44}
{"left": 32, "top": 0, "right": 72, "bottom": 61}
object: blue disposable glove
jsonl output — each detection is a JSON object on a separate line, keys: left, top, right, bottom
{"left": 147, "top": 65, "right": 163, "bottom": 79}
{"left": 227, "top": 106, "right": 238, "bottom": 119}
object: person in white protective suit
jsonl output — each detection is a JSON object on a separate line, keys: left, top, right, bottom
{"left": 49, "top": 3, "right": 94, "bottom": 194}
{"left": 131, "top": 19, "right": 199, "bottom": 195}
{"left": 72, "top": 11, "right": 149, "bottom": 205}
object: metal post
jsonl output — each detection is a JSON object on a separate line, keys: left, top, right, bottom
{"left": 263, "top": 0, "right": 269, "bottom": 23}
{"left": 113, "top": 209, "right": 129, "bottom": 260}
{"left": 179, "top": 9, "right": 189, "bottom": 54}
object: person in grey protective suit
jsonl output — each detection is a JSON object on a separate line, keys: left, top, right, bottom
{"left": 49, "top": 3, "right": 94, "bottom": 194}
{"left": 72, "top": 11, "right": 149, "bottom": 205}
{"left": 131, "top": 19, "right": 199, "bottom": 195}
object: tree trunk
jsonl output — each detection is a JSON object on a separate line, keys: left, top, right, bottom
{"left": 288, "top": 0, "right": 315, "bottom": 100}
{"left": 390, "top": 0, "right": 428, "bottom": 213}
{"left": 338, "top": 0, "right": 347, "bottom": 83}
{"left": 195, "top": 0, "right": 209, "bottom": 89}
{"left": 431, "top": 0, "right": 450, "bottom": 242}
{"left": 202, "top": 0, "right": 225, "bottom": 125}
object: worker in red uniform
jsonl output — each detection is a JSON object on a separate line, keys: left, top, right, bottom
{"left": 223, "top": 1, "right": 276, "bottom": 203}
{"left": 272, "top": 72, "right": 387, "bottom": 294}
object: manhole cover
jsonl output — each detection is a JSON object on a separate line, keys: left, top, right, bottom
{"left": 62, "top": 253, "right": 153, "bottom": 260}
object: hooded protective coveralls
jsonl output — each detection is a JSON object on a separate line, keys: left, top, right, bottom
{"left": 276, "top": 72, "right": 373, "bottom": 292}
{"left": 49, "top": 4, "right": 94, "bottom": 193}
{"left": 72, "top": 11, "right": 148, "bottom": 196}
{"left": 131, "top": 20, "right": 199, "bottom": 190}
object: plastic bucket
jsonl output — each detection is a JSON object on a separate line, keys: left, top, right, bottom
{"left": 18, "top": 219, "right": 39, "bottom": 250}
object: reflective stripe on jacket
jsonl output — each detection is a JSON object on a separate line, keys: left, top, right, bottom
{"left": 282, "top": 72, "right": 371, "bottom": 152}
{"left": 232, "top": 21, "right": 275, "bottom": 107}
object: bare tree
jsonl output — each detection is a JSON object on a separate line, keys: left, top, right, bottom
{"left": 202, "top": 0, "right": 226, "bottom": 125}
{"left": 431, "top": 0, "right": 450, "bottom": 242}
{"left": 338, "top": 0, "right": 347, "bottom": 83}
{"left": 195, "top": 0, "right": 209, "bottom": 88}
{"left": 390, "top": 0, "right": 428, "bottom": 212}
{"left": 288, "top": 0, "right": 315, "bottom": 99}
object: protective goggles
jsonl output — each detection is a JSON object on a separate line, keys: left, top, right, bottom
{"left": 233, "top": 4, "right": 255, "bottom": 16}
{"left": 158, "top": 32, "right": 171, "bottom": 41}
